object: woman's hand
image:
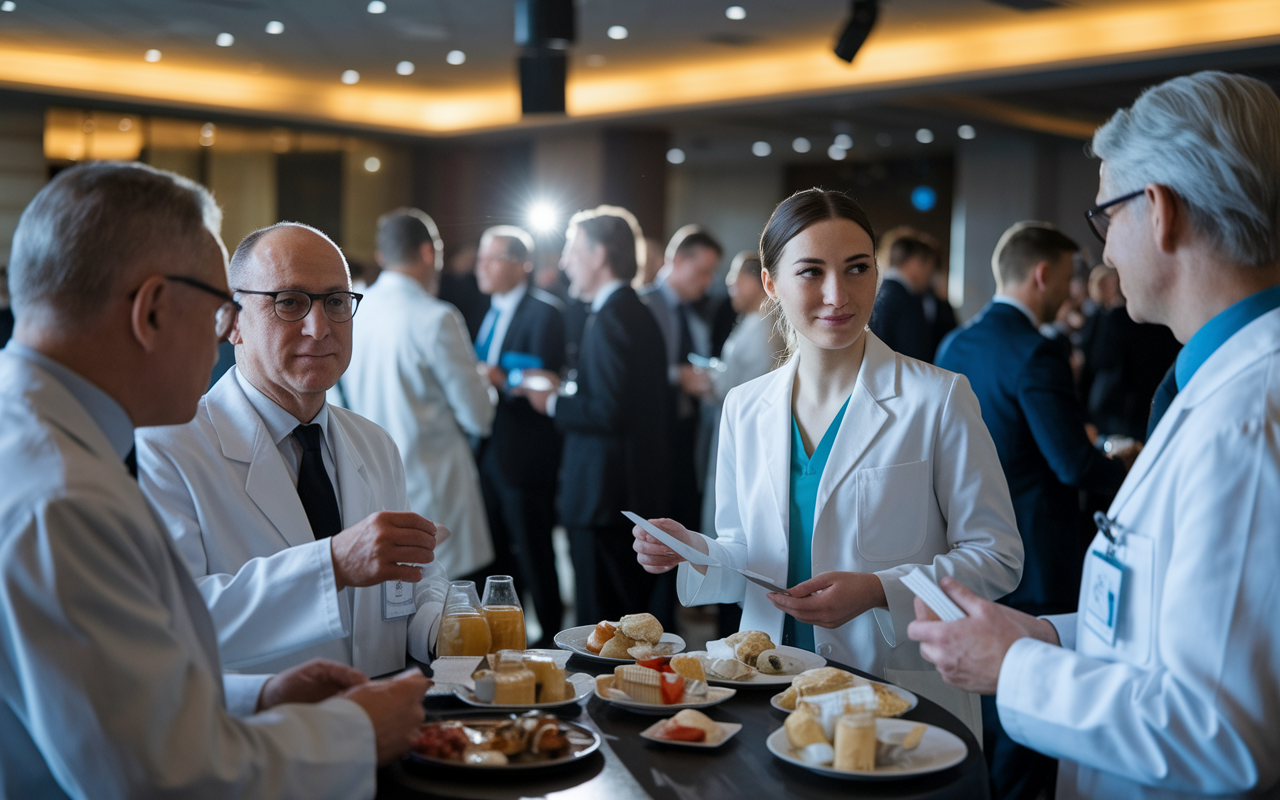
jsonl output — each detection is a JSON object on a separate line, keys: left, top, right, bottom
{"left": 767, "top": 571, "right": 887, "bottom": 628}
{"left": 631, "top": 517, "right": 710, "bottom": 575}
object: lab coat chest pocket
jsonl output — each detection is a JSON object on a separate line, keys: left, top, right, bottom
{"left": 1080, "top": 532, "right": 1155, "bottom": 665}
{"left": 855, "top": 460, "right": 929, "bottom": 562}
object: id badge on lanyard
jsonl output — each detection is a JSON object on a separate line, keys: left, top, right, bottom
{"left": 1084, "top": 511, "right": 1126, "bottom": 645}
{"left": 383, "top": 578, "right": 417, "bottom": 620}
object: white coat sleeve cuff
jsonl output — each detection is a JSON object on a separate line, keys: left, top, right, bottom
{"left": 995, "top": 636, "right": 1063, "bottom": 751}
{"left": 676, "top": 537, "right": 745, "bottom": 606}
{"left": 1042, "top": 613, "right": 1077, "bottom": 651}
{"left": 408, "top": 601, "right": 443, "bottom": 663}
{"left": 870, "top": 571, "right": 916, "bottom": 648}
{"left": 224, "top": 673, "right": 272, "bottom": 717}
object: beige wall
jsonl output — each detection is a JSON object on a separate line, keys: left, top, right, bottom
{"left": 341, "top": 141, "right": 412, "bottom": 265}
{"left": 208, "top": 151, "right": 277, "bottom": 254}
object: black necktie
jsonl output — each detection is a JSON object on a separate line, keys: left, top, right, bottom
{"left": 677, "top": 304, "right": 696, "bottom": 362}
{"left": 124, "top": 446, "right": 138, "bottom": 480}
{"left": 1147, "top": 364, "right": 1179, "bottom": 441}
{"left": 292, "top": 424, "right": 342, "bottom": 539}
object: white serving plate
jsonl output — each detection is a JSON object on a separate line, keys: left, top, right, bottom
{"left": 639, "top": 719, "right": 743, "bottom": 748}
{"left": 554, "top": 625, "right": 686, "bottom": 664}
{"left": 453, "top": 672, "right": 594, "bottom": 710}
{"left": 701, "top": 645, "right": 827, "bottom": 686}
{"left": 769, "top": 682, "right": 918, "bottom": 716}
{"left": 593, "top": 676, "right": 736, "bottom": 715}
{"left": 766, "top": 719, "right": 967, "bottom": 780}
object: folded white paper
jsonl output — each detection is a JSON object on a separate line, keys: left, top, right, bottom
{"left": 901, "top": 568, "right": 967, "bottom": 622}
{"left": 429, "top": 655, "right": 484, "bottom": 689}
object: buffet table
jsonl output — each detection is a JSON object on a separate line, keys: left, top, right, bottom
{"left": 377, "top": 654, "right": 990, "bottom": 800}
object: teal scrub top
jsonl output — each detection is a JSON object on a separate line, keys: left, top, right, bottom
{"left": 782, "top": 396, "right": 851, "bottom": 652}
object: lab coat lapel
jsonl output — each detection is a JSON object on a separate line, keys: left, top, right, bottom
{"left": 757, "top": 358, "right": 797, "bottom": 551}
{"left": 207, "top": 370, "right": 315, "bottom": 548}
{"left": 330, "top": 411, "right": 373, "bottom": 536}
{"left": 813, "top": 333, "right": 892, "bottom": 526}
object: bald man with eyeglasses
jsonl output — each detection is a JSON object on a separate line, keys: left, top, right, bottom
{"left": 134, "top": 221, "right": 452, "bottom": 679}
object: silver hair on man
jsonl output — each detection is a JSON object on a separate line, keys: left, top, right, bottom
{"left": 1090, "top": 70, "right": 1280, "bottom": 268}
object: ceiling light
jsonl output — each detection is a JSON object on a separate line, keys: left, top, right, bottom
{"left": 827, "top": 145, "right": 847, "bottom": 161}
{"left": 834, "top": 133, "right": 853, "bottom": 149}
{"left": 118, "top": 118, "right": 132, "bottom": 131}
{"left": 834, "top": 0, "right": 879, "bottom": 63}
{"left": 607, "top": 25, "right": 628, "bottom": 40}
{"left": 726, "top": 6, "right": 746, "bottom": 19}
{"left": 265, "top": 21, "right": 284, "bottom": 34}
{"left": 666, "top": 148, "right": 686, "bottom": 164}
{"left": 792, "top": 137, "right": 811, "bottom": 153}
{"left": 341, "top": 70, "right": 360, "bottom": 84}
{"left": 364, "top": 156, "right": 381, "bottom": 172}
{"left": 1, "top": 2, "right": 15, "bottom": 11}
{"left": 911, "top": 186, "right": 937, "bottom": 212}
{"left": 199, "top": 123, "right": 215, "bottom": 147}
{"left": 752, "top": 141, "right": 771, "bottom": 157}
{"left": 958, "top": 124, "right": 977, "bottom": 140}
{"left": 215, "top": 32, "right": 234, "bottom": 47}
{"left": 876, "top": 132, "right": 892, "bottom": 147}
{"left": 446, "top": 50, "right": 466, "bottom": 65}
{"left": 396, "top": 60, "right": 415, "bottom": 75}
{"left": 144, "top": 49, "right": 161, "bottom": 62}
{"left": 916, "top": 128, "right": 934, "bottom": 144}
{"left": 528, "top": 201, "right": 559, "bottom": 233}
{"left": 367, "top": 1, "right": 387, "bottom": 13}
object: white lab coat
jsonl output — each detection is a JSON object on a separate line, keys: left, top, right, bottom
{"left": 997, "top": 307, "right": 1280, "bottom": 799}
{"left": 679, "top": 332, "right": 1024, "bottom": 734}
{"left": 136, "top": 367, "right": 449, "bottom": 677}
{"left": 0, "top": 349, "right": 376, "bottom": 799}
{"left": 334, "top": 270, "right": 496, "bottom": 578}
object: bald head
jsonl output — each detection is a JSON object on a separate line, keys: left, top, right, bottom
{"left": 229, "top": 222, "right": 350, "bottom": 292}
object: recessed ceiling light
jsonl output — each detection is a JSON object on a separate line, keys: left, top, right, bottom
{"left": 726, "top": 6, "right": 746, "bottom": 20}
{"left": 752, "top": 141, "right": 771, "bottom": 157}
{"left": 1, "top": 2, "right": 16, "bottom": 12}
{"left": 341, "top": 70, "right": 360, "bottom": 84}
{"left": 364, "top": 156, "right": 382, "bottom": 173}
{"left": 144, "top": 49, "right": 161, "bottom": 62}
{"left": 834, "top": 133, "right": 853, "bottom": 149}
{"left": 876, "top": 132, "right": 892, "bottom": 147}
{"left": 367, "top": 1, "right": 387, "bottom": 13}
{"left": 827, "top": 145, "right": 847, "bottom": 161}
{"left": 958, "top": 124, "right": 977, "bottom": 140}
{"left": 584, "top": 54, "right": 607, "bottom": 67}
{"left": 792, "top": 137, "right": 811, "bottom": 153}
{"left": 607, "top": 25, "right": 628, "bottom": 40}
{"left": 199, "top": 122, "right": 215, "bottom": 147}
{"left": 215, "top": 32, "right": 234, "bottom": 47}
{"left": 396, "top": 60, "right": 415, "bottom": 75}
{"left": 916, "top": 128, "right": 935, "bottom": 144}
{"left": 265, "top": 20, "right": 284, "bottom": 34}
{"left": 446, "top": 50, "right": 465, "bottom": 65}
{"left": 666, "top": 148, "right": 686, "bottom": 165}
{"left": 118, "top": 118, "right": 132, "bottom": 131}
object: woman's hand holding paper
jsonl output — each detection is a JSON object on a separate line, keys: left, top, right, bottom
{"left": 767, "top": 571, "right": 887, "bottom": 628}
{"left": 631, "top": 517, "right": 711, "bottom": 575}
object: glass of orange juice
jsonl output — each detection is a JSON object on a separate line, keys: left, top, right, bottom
{"left": 481, "top": 575, "right": 527, "bottom": 652}
{"left": 437, "top": 581, "right": 492, "bottom": 657}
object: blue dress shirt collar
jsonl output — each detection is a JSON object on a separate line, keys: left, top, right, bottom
{"left": 1175, "top": 284, "right": 1280, "bottom": 390}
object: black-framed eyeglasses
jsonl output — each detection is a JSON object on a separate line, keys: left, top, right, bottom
{"left": 165, "top": 275, "right": 241, "bottom": 341}
{"left": 1084, "top": 189, "right": 1144, "bottom": 244}
{"left": 233, "top": 288, "right": 363, "bottom": 323}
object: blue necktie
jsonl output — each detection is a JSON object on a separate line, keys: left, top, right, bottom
{"left": 1146, "top": 364, "right": 1178, "bottom": 441}
{"left": 475, "top": 307, "right": 499, "bottom": 362}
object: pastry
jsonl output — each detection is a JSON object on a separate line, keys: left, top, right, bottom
{"left": 755, "top": 648, "right": 805, "bottom": 676}
{"left": 777, "top": 667, "right": 861, "bottom": 710}
{"left": 799, "top": 685, "right": 877, "bottom": 739}
{"left": 618, "top": 613, "right": 663, "bottom": 644}
{"left": 586, "top": 621, "right": 617, "bottom": 654}
{"left": 598, "top": 632, "right": 638, "bottom": 659}
{"left": 669, "top": 654, "right": 705, "bottom": 682}
{"left": 702, "top": 656, "right": 757, "bottom": 681}
{"left": 668, "top": 709, "right": 721, "bottom": 743}
{"left": 872, "top": 683, "right": 912, "bottom": 718}
{"left": 724, "top": 630, "right": 774, "bottom": 667}
{"left": 784, "top": 709, "right": 827, "bottom": 750}
{"left": 614, "top": 664, "right": 664, "bottom": 705}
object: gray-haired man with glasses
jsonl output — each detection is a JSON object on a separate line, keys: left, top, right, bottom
{"left": 135, "top": 221, "right": 452, "bottom": 681}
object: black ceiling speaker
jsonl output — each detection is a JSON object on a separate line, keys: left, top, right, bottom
{"left": 520, "top": 49, "right": 568, "bottom": 114}
{"left": 833, "top": 0, "right": 879, "bottom": 63}
{"left": 515, "top": 0, "right": 576, "bottom": 49}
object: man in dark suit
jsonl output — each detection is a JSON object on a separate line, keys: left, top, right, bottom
{"left": 473, "top": 225, "right": 567, "bottom": 646}
{"left": 519, "top": 206, "right": 669, "bottom": 625}
{"left": 936, "top": 221, "right": 1137, "bottom": 800}
{"left": 870, "top": 230, "right": 949, "bottom": 363}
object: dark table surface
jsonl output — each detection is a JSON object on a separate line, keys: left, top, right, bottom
{"left": 378, "top": 653, "right": 990, "bottom": 800}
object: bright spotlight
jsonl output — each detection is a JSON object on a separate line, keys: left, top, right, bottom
{"left": 144, "top": 49, "right": 162, "bottom": 62}
{"left": 528, "top": 202, "right": 559, "bottom": 233}
{"left": 367, "top": 0, "right": 387, "bottom": 13}
{"left": 792, "top": 137, "right": 811, "bottom": 153}
{"left": 666, "top": 148, "right": 686, "bottom": 164}
{"left": 364, "top": 156, "right": 381, "bottom": 173}
{"left": 0, "top": 2, "right": 14, "bottom": 11}
{"left": 341, "top": 70, "right": 360, "bottom": 84}
{"left": 215, "top": 32, "right": 234, "bottom": 47}
{"left": 446, "top": 50, "right": 466, "bottom": 65}
{"left": 958, "top": 124, "right": 977, "bottom": 140}
{"left": 916, "top": 128, "right": 934, "bottom": 144}
{"left": 265, "top": 20, "right": 284, "bottom": 34}
{"left": 726, "top": 6, "right": 746, "bottom": 19}
{"left": 396, "top": 60, "right": 415, "bottom": 75}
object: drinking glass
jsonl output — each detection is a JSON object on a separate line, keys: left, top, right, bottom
{"left": 481, "top": 575, "right": 527, "bottom": 652}
{"left": 437, "top": 580, "right": 492, "bottom": 657}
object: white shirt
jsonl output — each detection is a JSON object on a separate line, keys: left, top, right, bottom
{"left": 235, "top": 369, "right": 341, "bottom": 508}
{"left": 476, "top": 282, "right": 527, "bottom": 366}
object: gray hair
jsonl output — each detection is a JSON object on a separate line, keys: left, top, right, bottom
{"left": 479, "top": 225, "right": 535, "bottom": 263}
{"left": 9, "top": 161, "right": 224, "bottom": 324}
{"left": 1091, "top": 71, "right": 1280, "bottom": 268}
{"left": 228, "top": 222, "right": 350, "bottom": 290}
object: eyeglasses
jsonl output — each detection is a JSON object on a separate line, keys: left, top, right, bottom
{"left": 165, "top": 275, "right": 241, "bottom": 341}
{"left": 233, "top": 288, "right": 363, "bottom": 323}
{"left": 1084, "top": 189, "right": 1144, "bottom": 244}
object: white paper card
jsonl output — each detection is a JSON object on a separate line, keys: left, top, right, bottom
{"left": 901, "top": 569, "right": 967, "bottom": 623}
{"left": 430, "top": 656, "right": 484, "bottom": 690}
{"left": 622, "top": 511, "right": 790, "bottom": 594}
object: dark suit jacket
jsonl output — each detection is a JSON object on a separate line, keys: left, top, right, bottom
{"left": 937, "top": 301, "right": 1127, "bottom": 614}
{"left": 870, "top": 278, "right": 934, "bottom": 363}
{"left": 438, "top": 271, "right": 490, "bottom": 341}
{"left": 555, "top": 286, "right": 669, "bottom": 528}
{"left": 485, "top": 288, "right": 566, "bottom": 487}
{"left": 1084, "top": 306, "right": 1182, "bottom": 441}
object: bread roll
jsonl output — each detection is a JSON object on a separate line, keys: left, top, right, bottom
{"left": 618, "top": 613, "right": 663, "bottom": 644}
{"left": 725, "top": 630, "right": 773, "bottom": 667}
{"left": 599, "top": 632, "right": 638, "bottom": 659}
{"left": 586, "top": 621, "right": 616, "bottom": 654}
{"left": 784, "top": 709, "right": 827, "bottom": 750}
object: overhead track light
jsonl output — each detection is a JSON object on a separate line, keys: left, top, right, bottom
{"left": 515, "top": 0, "right": 576, "bottom": 115}
{"left": 833, "top": 0, "right": 878, "bottom": 63}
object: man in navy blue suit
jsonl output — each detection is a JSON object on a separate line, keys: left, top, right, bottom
{"left": 936, "top": 221, "right": 1137, "bottom": 800}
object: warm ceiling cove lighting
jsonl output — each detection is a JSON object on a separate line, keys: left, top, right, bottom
{"left": 958, "top": 124, "right": 977, "bottom": 140}
{"left": 367, "top": 1, "right": 387, "bottom": 13}
{"left": 726, "top": 6, "right": 746, "bottom": 20}
{"left": 266, "top": 21, "right": 284, "bottom": 35}
{"left": 216, "top": 33, "right": 234, "bottom": 47}
{"left": 666, "top": 147, "right": 685, "bottom": 164}
{"left": 341, "top": 70, "right": 360, "bottom": 84}
{"left": 792, "top": 137, "right": 811, "bottom": 153}
{"left": 446, "top": 50, "right": 466, "bottom": 65}
{"left": 144, "top": 49, "right": 161, "bottom": 62}
{"left": 607, "top": 26, "right": 628, "bottom": 40}
{"left": 364, "top": 156, "right": 381, "bottom": 172}
{"left": 751, "top": 141, "right": 771, "bottom": 157}
{"left": 396, "top": 61, "right": 415, "bottom": 75}
{"left": 584, "top": 54, "right": 606, "bottom": 67}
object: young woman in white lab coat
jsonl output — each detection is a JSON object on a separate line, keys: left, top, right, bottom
{"left": 632, "top": 189, "right": 1024, "bottom": 732}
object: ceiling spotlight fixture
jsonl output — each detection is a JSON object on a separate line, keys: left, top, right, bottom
{"left": 666, "top": 148, "right": 686, "bottom": 165}
{"left": 265, "top": 20, "right": 284, "bottom": 34}
{"left": 341, "top": 69, "right": 360, "bottom": 84}
{"left": 144, "top": 49, "right": 161, "bottom": 62}
{"left": 364, "top": 156, "right": 382, "bottom": 173}
{"left": 833, "top": 0, "right": 878, "bottom": 63}
{"left": 516, "top": 0, "right": 577, "bottom": 115}
{"left": 875, "top": 132, "right": 892, "bottom": 147}
{"left": 726, "top": 6, "right": 746, "bottom": 20}
{"left": 834, "top": 133, "right": 853, "bottom": 149}
{"left": 752, "top": 141, "right": 772, "bottom": 157}
{"left": 916, "top": 128, "right": 934, "bottom": 144}
{"left": 792, "top": 137, "right": 811, "bottom": 153}
{"left": 396, "top": 60, "right": 415, "bottom": 75}
{"left": 958, "top": 124, "right": 977, "bottom": 140}
{"left": 827, "top": 145, "right": 848, "bottom": 161}
{"left": 199, "top": 123, "right": 215, "bottom": 147}
{"left": 367, "top": 1, "right": 387, "bottom": 13}
{"left": 1, "top": 2, "right": 16, "bottom": 11}
{"left": 215, "top": 32, "right": 234, "bottom": 47}
{"left": 446, "top": 50, "right": 466, "bottom": 65}
{"left": 607, "top": 25, "right": 628, "bottom": 40}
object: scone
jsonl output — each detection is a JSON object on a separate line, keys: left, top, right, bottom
{"left": 618, "top": 613, "right": 663, "bottom": 644}
{"left": 725, "top": 630, "right": 774, "bottom": 667}
{"left": 598, "top": 632, "right": 638, "bottom": 659}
